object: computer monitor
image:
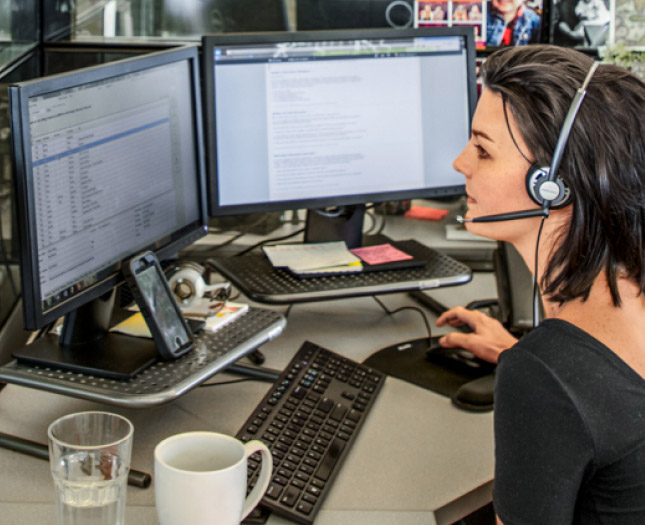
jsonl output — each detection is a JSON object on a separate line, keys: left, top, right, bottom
{"left": 202, "top": 27, "right": 476, "bottom": 247}
{"left": 9, "top": 46, "right": 208, "bottom": 378}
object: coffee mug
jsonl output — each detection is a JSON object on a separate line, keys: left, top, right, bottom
{"left": 154, "top": 432, "right": 272, "bottom": 525}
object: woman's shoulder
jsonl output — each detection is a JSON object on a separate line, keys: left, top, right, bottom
{"left": 503, "top": 318, "right": 612, "bottom": 367}
{"left": 498, "top": 317, "right": 645, "bottom": 421}
{"left": 497, "top": 318, "right": 645, "bottom": 469}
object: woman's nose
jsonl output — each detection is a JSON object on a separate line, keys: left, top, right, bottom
{"left": 453, "top": 145, "right": 471, "bottom": 179}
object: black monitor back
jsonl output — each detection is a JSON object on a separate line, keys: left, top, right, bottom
{"left": 297, "top": 0, "right": 414, "bottom": 29}
{"left": 163, "top": 0, "right": 289, "bottom": 33}
{"left": 494, "top": 242, "right": 542, "bottom": 334}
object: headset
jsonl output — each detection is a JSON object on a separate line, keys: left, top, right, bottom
{"left": 457, "top": 61, "right": 600, "bottom": 225}
{"left": 165, "top": 261, "right": 230, "bottom": 308}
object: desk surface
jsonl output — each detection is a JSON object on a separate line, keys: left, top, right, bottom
{"left": 0, "top": 208, "right": 497, "bottom": 525}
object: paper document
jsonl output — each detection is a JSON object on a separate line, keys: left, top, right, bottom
{"left": 113, "top": 300, "right": 249, "bottom": 337}
{"left": 263, "top": 242, "right": 362, "bottom": 272}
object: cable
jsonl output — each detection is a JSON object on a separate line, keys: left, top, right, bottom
{"left": 533, "top": 217, "right": 547, "bottom": 328}
{"left": 233, "top": 227, "right": 305, "bottom": 257}
{"left": 375, "top": 212, "right": 387, "bottom": 235}
{"left": 208, "top": 212, "right": 276, "bottom": 236}
{"left": 371, "top": 295, "right": 433, "bottom": 341}
{"left": 284, "top": 304, "right": 294, "bottom": 320}
{"left": 363, "top": 208, "right": 377, "bottom": 235}
{"left": 199, "top": 377, "right": 259, "bottom": 387}
{"left": 0, "top": 200, "right": 18, "bottom": 298}
{"left": 206, "top": 230, "right": 247, "bottom": 250}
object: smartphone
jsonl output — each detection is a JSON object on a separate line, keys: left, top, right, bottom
{"left": 124, "top": 251, "right": 193, "bottom": 360}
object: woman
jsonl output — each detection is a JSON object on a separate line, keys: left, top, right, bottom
{"left": 436, "top": 45, "right": 645, "bottom": 523}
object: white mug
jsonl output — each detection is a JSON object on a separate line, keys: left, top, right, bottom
{"left": 154, "top": 432, "right": 272, "bottom": 525}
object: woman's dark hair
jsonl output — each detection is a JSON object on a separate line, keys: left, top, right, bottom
{"left": 481, "top": 45, "right": 645, "bottom": 306}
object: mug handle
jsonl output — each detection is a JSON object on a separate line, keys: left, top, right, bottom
{"left": 241, "top": 440, "right": 273, "bottom": 521}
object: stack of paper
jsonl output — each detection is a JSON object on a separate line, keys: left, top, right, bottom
{"left": 114, "top": 298, "right": 249, "bottom": 336}
{"left": 263, "top": 241, "right": 363, "bottom": 276}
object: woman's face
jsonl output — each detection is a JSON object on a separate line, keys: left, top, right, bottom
{"left": 453, "top": 88, "right": 542, "bottom": 243}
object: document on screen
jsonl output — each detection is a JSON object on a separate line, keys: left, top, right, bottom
{"left": 265, "top": 57, "right": 425, "bottom": 201}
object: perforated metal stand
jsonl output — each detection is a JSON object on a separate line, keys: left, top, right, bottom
{"left": 0, "top": 307, "right": 285, "bottom": 407}
{"left": 209, "top": 239, "right": 472, "bottom": 304}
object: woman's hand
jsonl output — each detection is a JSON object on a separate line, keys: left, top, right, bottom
{"left": 435, "top": 307, "right": 518, "bottom": 364}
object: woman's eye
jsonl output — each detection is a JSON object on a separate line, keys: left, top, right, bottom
{"left": 474, "top": 144, "right": 489, "bottom": 159}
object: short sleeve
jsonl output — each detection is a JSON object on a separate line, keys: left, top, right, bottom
{"left": 494, "top": 348, "right": 595, "bottom": 524}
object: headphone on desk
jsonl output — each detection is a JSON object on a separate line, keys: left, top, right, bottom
{"left": 457, "top": 61, "right": 599, "bottom": 224}
{"left": 165, "top": 261, "right": 228, "bottom": 308}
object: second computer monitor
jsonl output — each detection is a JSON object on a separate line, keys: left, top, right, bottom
{"left": 9, "top": 46, "right": 207, "bottom": 377}
{"left": 202, "top": 27, "right": 477, "bottom": 226}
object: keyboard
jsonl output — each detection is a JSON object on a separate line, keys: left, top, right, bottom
{"left": 237, "top": 341, "right": 386, "bottom": 524}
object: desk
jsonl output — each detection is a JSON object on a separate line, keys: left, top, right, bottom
{"left": 0, "top": 209, "right": 497, "bottom": 524}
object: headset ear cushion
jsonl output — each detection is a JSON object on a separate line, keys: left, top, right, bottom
{"left": 525, "top": 164, "right": 572, "bottom": 209}
{"left": 165, "top": 261, "right": 207, "bottom": 307}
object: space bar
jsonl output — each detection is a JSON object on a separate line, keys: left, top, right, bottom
{"left": 315, "top": 438, "right": 346, "bottom": 482}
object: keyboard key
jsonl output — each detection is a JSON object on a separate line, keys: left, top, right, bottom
{"left": 318, "top": 398, "right": 334, "bottom": 413}
{"left": 281, "top": 487, "right": 300, "bottom": 507}
{"left": 291, "top": 478, "right": 306, "bottom": 489}
{"left": 315, "top": 438, "right": 346, "bottom": 482}
{"left": 347, "top": 409, "right": 361, "bottom": 423}
{"left": 265, "top": 483, "right": 283, "bottom": 500}
{"left": 297, "top": 501, "right": 314, "bottom": 515}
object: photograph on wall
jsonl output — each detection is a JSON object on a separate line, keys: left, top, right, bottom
{"left": 475, "top": 57, "right": 486, "bottom": 97}
{"left": 550, "top": 0, "right": 615, "bottom": 47}
{"left": 416, "top": 0, "right": 487, "bottom": 47}
{"left": 417, "top": 0, "right": 450, "bottom": 23}
{"left": 486, "top": 0, "right": 545, "bottom": 46}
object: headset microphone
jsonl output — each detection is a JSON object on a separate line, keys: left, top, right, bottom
{"left": 456, "top": 208, "right": 547, "bottom": 224}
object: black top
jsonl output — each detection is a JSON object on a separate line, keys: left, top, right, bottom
{"left": 494, "top": 319, "right": 645, "bottom": 524}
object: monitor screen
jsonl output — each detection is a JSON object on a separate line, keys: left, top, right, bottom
{"left": 202, "top": 28, "right": 476, "bottom": 219}
{"left": 10, "top": 46, "right": 208, "bottom": 334}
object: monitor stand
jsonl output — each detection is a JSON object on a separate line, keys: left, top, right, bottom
{"left": 304, "top": 204, "right": 366, "bottom": 248}
{"left": 206, "top": 204, "right": 473, "bottom": 304}
{"left": 12, "top": 289, "right": 158, "bottom": 380}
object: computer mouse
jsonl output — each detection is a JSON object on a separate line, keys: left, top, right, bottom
{"left": 425, "top": 344, "right": 492, "bottom": 373}
{"left": 452, "top": 372, "right": 495, "bottom": 412}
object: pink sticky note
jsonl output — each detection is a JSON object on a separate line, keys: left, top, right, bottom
{"left": 350, "top": 244, "right": 413, "bottom": 265}
{"left": 403, "top": 206, "right": 449, "bottom": 221}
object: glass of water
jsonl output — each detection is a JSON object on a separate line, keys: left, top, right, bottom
{"left": 48, "top": 411, "right": 134, "bottom": 525}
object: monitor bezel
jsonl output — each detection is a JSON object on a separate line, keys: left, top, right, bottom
{"left": 10, "top": 45, "right": 209, "bottom": 331}
{"left": 202, "top": 27, "right": 477, "bottom": 217}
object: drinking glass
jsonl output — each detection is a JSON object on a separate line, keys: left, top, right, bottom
{"left": 48, "top": 411, "right": 133, "bottom": 525}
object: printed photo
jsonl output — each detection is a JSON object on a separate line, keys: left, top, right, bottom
{"left": 417, "top": 0, "right": 487, "bottom": 47}
{"left": 551, "top": 0, "right": 613, "bottom": 47}
{"left": 486, "top": 0, "right": 544, "bottom": 46}
{"left": 418, "top": 0, "right": 450, "bottom": 21}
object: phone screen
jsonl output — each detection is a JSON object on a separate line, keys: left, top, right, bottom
{"left": 136, "top": 263, "right": 192, "bottom": 352}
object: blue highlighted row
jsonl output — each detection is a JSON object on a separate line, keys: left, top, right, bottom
{"left": 33, "top": 117, "right": 170, "bottom": 167}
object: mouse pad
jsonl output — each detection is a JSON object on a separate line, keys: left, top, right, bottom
{"left": 363, "top": 337, "right": 493, "bottom": 398}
